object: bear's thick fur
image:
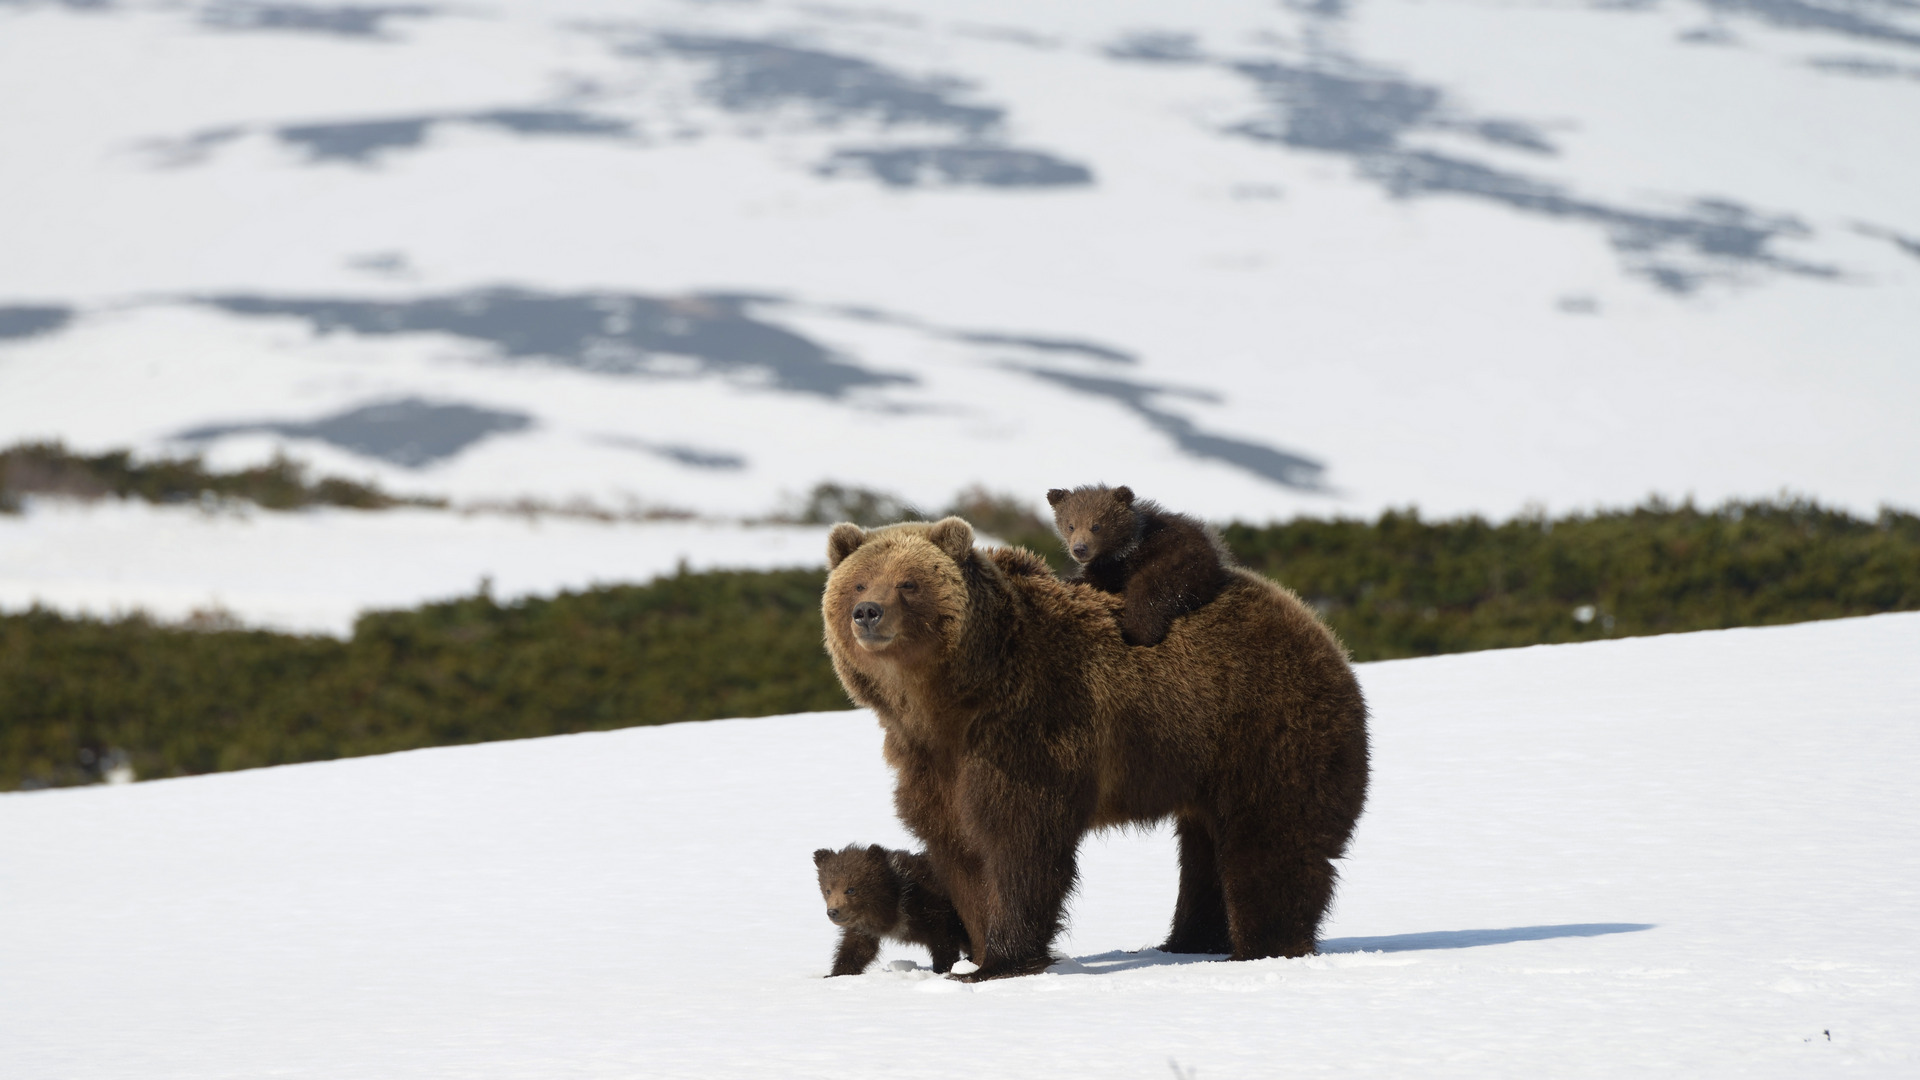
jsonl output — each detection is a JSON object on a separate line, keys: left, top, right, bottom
{"left": 1047, "top": 484, "right": 1235, "bottom": 647}
{"left": 813, "top": 843, "right": 971, "bottom": 976}
{"left": 822, "top": 518, "right": 1369, "bottom": 981}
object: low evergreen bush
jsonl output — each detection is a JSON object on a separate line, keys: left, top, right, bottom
{"left": 4, "top": 496, "right": 1915, "bottom": 791}
{"left": 0, "top": 441, "right": 433, "bottom": 511}
{"left": 1223, "top": 498, "right": 1920, "bottom": 660}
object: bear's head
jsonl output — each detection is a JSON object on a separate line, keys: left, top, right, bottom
{"left": 813, "top": 843, "right": 902, "bottom": 932}
{"left": 823, "top": 517, "right": 975, "bottom": 669}
{"left": 1046, "top": 485, "right": 1139, "bottom": 566}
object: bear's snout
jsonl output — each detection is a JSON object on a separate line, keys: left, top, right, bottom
{"left": 826, "top": 907, "right": 844, "bottom": 923}
{"left": 1071, "top": 542, "right": 1090, "bottom": 561}
{"left": 852, "top": 601, "right": 884, "bottom": 632}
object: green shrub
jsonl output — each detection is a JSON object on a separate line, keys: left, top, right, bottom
{"left": 5, "top": 496, "right": 1917, "bottom": 791}
{"left": 1221, "top": 498, "right": 1920, "bottom": 661}
{"left": 0, "top": 441, "right": 435, "bottom": 510}
{"left": 0, "top": 568, "right": 845, "bottom": 791}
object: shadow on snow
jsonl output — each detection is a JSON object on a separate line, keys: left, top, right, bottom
{"left": 1052, "top": 922, "right": 1656, "bottom": 974}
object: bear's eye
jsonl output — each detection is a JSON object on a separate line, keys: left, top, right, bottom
{"left": 854, "top": 583, "right": 866, "bottom": 592}
{"left": 898, "top": 581, "right": 916, "bottom": 591}
{"left": 1091, "top": 524, "right": 1102, "bottom": 533}
{"left": 845, "top": 888, "right": 858, "bottom": 897}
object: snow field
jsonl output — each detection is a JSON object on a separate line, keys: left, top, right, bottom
{"left": 0, "top": 498, "right": 834, "bottom": 635}
{"left": 2, "top": 612, "right": 1915, "bottom": 1077}
{"left": 2, "top": 0, "right": 1917, "bottom": 521}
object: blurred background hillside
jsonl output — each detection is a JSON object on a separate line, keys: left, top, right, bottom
{"left": 3, "top": 0, "right": 1917, "bottom": 788}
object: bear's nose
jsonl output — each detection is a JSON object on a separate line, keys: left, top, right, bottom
{"left": 1071, "top": 542, "right": 1090, "bottom": 560}
{"left": 826, "top": 907, "right": 843, "bottom": 922}
{"left": 852, "top": 601, "right": 883, "bottom": 630}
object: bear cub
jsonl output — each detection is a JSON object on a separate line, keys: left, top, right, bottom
{"left": 1047, "top": 484, "right": 1235, "bottom": 647}
{"left": 813, "top": 844, "right": 971, "bottom": 976}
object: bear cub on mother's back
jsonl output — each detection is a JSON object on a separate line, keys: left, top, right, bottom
{"left": 814, "top": 844, "right": 971, "bottom": 976}
{"left": 1048, "top": 484, "right": 1235, "bottom": 647}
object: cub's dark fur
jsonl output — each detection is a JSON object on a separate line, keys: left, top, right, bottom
{"left": 1047, "top": 484, "right": 1235, "bottom": 646}
{"left": 813, "top": 844, "right": 971, "bottom": 976}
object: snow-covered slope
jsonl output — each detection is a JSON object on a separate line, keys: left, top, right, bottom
{"left": 3, "top": 0, "right": 1917, "bottom": 522}
{"left": 4, "top": 612, "right": 1916, "bottom": 1078}
{"left": 0, "top": 498, "right": 833, "bottom": 634}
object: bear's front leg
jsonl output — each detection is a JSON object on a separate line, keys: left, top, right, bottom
{"left": 828, "top": 929, "right": 881, "bottom": 976}
{"left": 952, "top": 761, "right": 1089, "bottom": 981}
{"left": 927, "top": 941, "right": 960, "bottom": 974}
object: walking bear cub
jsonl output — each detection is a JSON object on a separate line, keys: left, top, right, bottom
{"left": 1047, "top": 484, "right": 1234, "bottom": 646}
{"left": 813, "top": 844, "right": 971, "bottom": 976}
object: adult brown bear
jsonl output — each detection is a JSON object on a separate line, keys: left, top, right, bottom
{"left": 822, "top": 517, "right": 1369, "bottom": 981}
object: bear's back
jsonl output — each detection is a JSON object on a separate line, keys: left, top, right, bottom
{"left": 1083, "top": 568, "right": 1368, "bottom": 826}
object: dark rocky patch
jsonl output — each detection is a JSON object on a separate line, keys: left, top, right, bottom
{"left": 818, "top": 145, "right": 1092, "bottom": 188}
{"left": 950, "top": 331, "right": 1133, "bottom": 364}
{"left": 1016, "top": 366, "right": 1327, "bottom": 490}
{"left": 198, "top": 289, "right": 912, "bottom": 398}
{"left": 1361, "top": 152, "right": 1835, "bottom": 291}
{"left": 594, "top": 435, "right": 747, "bottom": 471}
{"left": 1442, "top": 118, "right": 1558, "bottom": 154}
{"left": 178, "top": 397, "right": 533, "bottom": 468}
{"left": 1231, "top": 60, "right": 1555, "bottom": 156}
{"left": 1808, "top": 53, "right": 1920, "bottom": 78}
{"left": 1694, "top": 0, "right": 1920, "bottom": 48}
{"left": 278, "top": 117, "right": 434, "bottom": 162}
{"left": 275, "top": 109, "right": 634, "bottom": 164}
{"left": 199, "top": 3, "right": 436, "bottom": 38}
{"left": 142, "top": 126, "right": 246, "bottom": 168}
{"left": 803, "top": 301, "right": 1136, "bottom": 364}
{"left": 1677, "top": 24, "right": 1742, "bottom": 44}
{"left": 0, "top": 305, "right": 72, "bottom": 341}
{"left": 1226, "top": 57, "right": 1835, "bottom": 290}
{"left": 1855, "top": 223, "right": 1920, "bottom": 261}
{"left": 653, "top": 34, "right": 1004, "bottom": 133}
{"left": 468, "top": 109, "right": 633, "bottom": 137}
{"left": 1104, "top": 31, "right": 1206, "bottom": 63}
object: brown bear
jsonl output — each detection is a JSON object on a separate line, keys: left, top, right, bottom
{"left": 821, "top": 518, "right": 1369, "bottom": 981}
{"left": 813, "top": 843, "right": 972, "bottom": 976}
{"left": 1046, "top": 484, "right": 1235, "bottom": 647}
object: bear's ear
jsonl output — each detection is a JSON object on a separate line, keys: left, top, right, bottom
{"left": 926, "top": 516, "right": 974, "bottom": 561}
{"left": 867, "top": 843, "right": 888, "bottom": 860}
{"left": 1046, "top": 488, "right": 1069, "bottom": 507}
{"left": 1113, "top": 485, "right": 1135, "bottom": 507}
{"left": 827, "top": 523, "right": 867, "bottom": 569}
{"left": 814, "top": 848, "right": 833, "bottom": 866}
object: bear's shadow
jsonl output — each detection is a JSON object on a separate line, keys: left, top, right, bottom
{"left": 1050, "top": 922, "right": 1656, "bottom": 975}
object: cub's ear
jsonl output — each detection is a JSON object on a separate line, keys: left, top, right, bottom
{"left": 1046, "top": 488, "right": 1069, "bottom": 507}
{"left": 814, "top": 848, "right": 833, "bottom": 866}
{"left": 867, "top": 843, "right": 888, "bottom": 860}
{"left": 1113, "top": 485, "right": 1135, "bottom": 506}
{"left": 827, "top": 523, "right": 867, "bottom": 569}
{"left": 926, "top": 516, "right": 974, "bottom": 560}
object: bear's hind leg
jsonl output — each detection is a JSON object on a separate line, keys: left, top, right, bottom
{"left": 1217, "top": 834, "right": 1337, "bottom": 961}
{"left": 1161, "top": 814, "right": 1233, "bottom": 954}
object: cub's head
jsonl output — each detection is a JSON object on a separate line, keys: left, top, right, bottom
{"left": 1047, "top": 485, "right": 1139, "bottom": 565}
{"left": 813, "top": 844, "right": 902, "bottom": 932}
{"left": 823, "top": 517, "right": 974, "bottom": 668}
